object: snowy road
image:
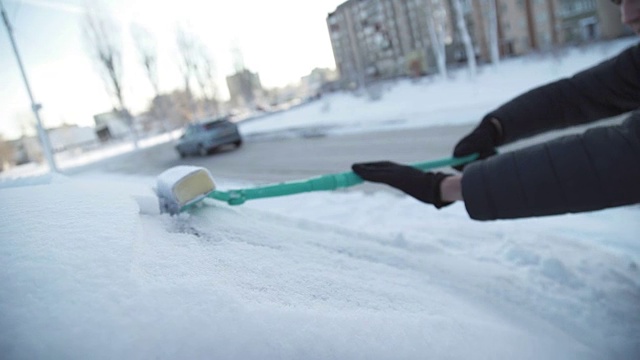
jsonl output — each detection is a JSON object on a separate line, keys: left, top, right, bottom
{"left": 63, "top": 114, "right": 622, "bottom": 185}
{"left": 63, "top": 123, "right": 475, "bottom": 182}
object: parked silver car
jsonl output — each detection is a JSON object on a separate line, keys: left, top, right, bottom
{"left": 176, "top": 116, "right": 242, "bottom": 157}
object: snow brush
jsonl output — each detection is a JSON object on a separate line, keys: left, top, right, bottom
{"left": 155, "top": 153, "right": 479, "bottom": 215}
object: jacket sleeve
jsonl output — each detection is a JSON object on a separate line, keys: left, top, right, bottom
{"left": 461, "top": 112, "right": 640, "bottom": 220}
{"left": 487, "top": 44, "right": 640, "bottom": 144}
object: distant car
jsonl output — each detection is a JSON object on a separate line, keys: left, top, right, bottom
{"left": 176, "top": 116, "right": 243, "bottom": 157}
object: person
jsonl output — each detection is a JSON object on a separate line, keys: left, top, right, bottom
{"left": 352, "top": 0, "right": 640, "bottom": 220}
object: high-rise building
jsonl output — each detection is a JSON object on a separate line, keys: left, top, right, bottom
{"left": 226, "top": 69, "right": 263, "bottom": 109}
{"left": 327, "top": 0, "right": 627, "bottom": 86}
{"left": 328, "top": 0, "right": 483, "bottom": 87}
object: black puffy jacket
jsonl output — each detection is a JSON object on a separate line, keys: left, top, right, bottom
{"left": 462, "top": 43, "right": 640, "bottom": 220}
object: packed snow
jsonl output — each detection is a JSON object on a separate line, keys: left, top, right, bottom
{"left": 1, "top": 37, "right": 639, "bottom": 359}
{"left": 239, "top": 37, "right": 638, "bottom": 138}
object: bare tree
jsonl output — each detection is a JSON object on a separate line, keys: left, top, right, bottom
{"left": 131, "top": 24, "right": 159, "bottom": 94}
{"left": 83, "top": 2, "right": 138, "bottom": 148}
{"left": 84, "top": 6, "right": 123, "bottom": 108}
{"left": 131, "top": 24, "right": 175, "bottom": 135}
{"left": 451, "top": 0, "right": 477, "bottom": 76}
{"left": 176, "top": 29, "right": 221, "bottom": 119}
{"left": 193, "top": 43, "right": 220, "bottom": 117}
{"left": 82, "top": 2, "right": 138, "bottom": 147}
{"left": 425, "top": 0, "right": 449, "bottom": 78}
{"left": 176, "top": 26, "right": 199, "bottom": 120}
{"left": 480, "top": 0, "right": 500, "bottom": 65}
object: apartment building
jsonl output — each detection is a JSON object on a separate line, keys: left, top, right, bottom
{"left": 327, "top": 0, "right": 400, "bottom": 87}
{"left": 226, "top": 69, "right": 263, "bottom": 109}
{"left": 327, "top": 0, "right": 626, "bottom": 86}
{"left": 328, "top": 0, "right": 480, "bottom": 87}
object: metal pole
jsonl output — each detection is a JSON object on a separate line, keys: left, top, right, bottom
{"left": 1, "top": 0, "right": 58, "bottom": 172}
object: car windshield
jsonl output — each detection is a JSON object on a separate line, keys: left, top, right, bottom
{"left": 203, "top": 121, "right": 227, "bottom": 130}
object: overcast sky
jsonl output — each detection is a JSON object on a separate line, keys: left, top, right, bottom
{"left": 0, "top": 0, "right": 344, "bottom": 140}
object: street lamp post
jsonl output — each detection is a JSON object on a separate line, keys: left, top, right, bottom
{"left": 1, "top": 0, "right": 58, "bottom": 172}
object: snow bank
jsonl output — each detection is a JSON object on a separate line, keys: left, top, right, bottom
{"left": 239, "top": 37, "right": 639, "bottom": 138}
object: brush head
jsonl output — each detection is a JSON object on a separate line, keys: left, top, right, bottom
{"left": 156, "top": 166, "right": 216, "bottom": 214}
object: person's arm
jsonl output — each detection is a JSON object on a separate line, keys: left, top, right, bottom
{"left": 489, "top": 44, "right": 640, "bottom": 144}
{"left": 462, "top": 113, "right": 640, "bottom": 220}
{"left": 352, "top": 113, "right": 640, "bottom": 220}
{"left": 453, "top": 44, "right": 640, "bottom": 170}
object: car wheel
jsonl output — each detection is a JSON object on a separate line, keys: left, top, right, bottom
{"left": 234, "top": 139, "right": 243, "bottom": 148}
{"left": 198, "top": 145, "right": 208, "bottom": 156}
{"left": 178, "top": 151, "right": 187, "bottom": 158}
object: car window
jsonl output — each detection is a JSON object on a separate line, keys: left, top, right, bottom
{"left": 203, "top": 120, "right": 227, "bottom": 130}
{"left": 184, "top": 126, "right": 198, "bottom": 137}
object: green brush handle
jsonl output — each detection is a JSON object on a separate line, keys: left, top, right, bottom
{"left": 207, "top": 153, "right": 478, "bottom": 205}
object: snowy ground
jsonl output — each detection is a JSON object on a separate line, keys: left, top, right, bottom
{"left": 1, "top": 37, "right": 639, "bottom": 359}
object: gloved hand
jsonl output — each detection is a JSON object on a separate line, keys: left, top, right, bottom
{"left": 453, "top": 116, "right": 503, "bottom": 171}
{"left": 352, "top": 161, "right": 453, "bottom": 208}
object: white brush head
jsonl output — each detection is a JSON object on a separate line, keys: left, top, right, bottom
{"left": 156, "top": 166, "right": 216, "bottom": 214}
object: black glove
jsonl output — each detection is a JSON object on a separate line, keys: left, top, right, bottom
{"left": 352, "top": 161, "right": 453, "bottom": 209}
{"left": 452, "top": 116, "right": 503, "bottom": 171}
